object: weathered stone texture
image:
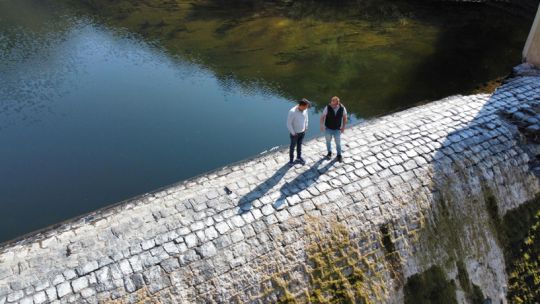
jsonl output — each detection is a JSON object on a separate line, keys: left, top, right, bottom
{"left": 0, "top": 74, "right": 539, "bottom": 303}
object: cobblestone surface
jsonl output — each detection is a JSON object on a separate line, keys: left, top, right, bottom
{"left": 0, "top": 75, "right": 539, "bottom": 303}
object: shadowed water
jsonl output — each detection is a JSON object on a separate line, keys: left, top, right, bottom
{"left": 0, "top": 0, "right": 534, "bottom": 242}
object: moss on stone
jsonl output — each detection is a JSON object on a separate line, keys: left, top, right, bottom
{"left": 456, "top": 260, "right": 484, "bottom": 303}
{"left": 485, "top": 193, "right": 501, "bottom": 233}
{"left": 273, "top": 276, "right": 299, "bottom": 304}
{"left": 406, "top": 180, "right": 497, "bottom": 302}
{"left": 471, "top": 284, "right": 484, "bottom": 304}
{"left": 478, "top": 192, "right": 540, "bottom": 302}
{"left": 304, "top": 220, "right": 371, "bottom": 303}
{"left": 403, "top": 265, "right": 457, "bottom": 304}
{"left": 501, "top": 195, "right": 540, "bottom": 303}
{"left": 500, "top": 195, "right": 540, "bottom": 258}
{"left": 379, "top": 223, "right": 404, "bottom": 285}
{"left": 266, "top": 218, "right": 398, "bottom": 303}
{"left": 472, "top": 77, "right": 506, "bottom": 94}
{"left": 104, "top": 286, "right": 169, "bottom": 304}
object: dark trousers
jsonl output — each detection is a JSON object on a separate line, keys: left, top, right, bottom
{"left": 289, "top": 132, "right": 305, "bottom": 162}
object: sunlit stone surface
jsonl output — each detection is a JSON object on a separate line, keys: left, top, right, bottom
{"left": 0, "top": 70, "right": 539, "bottom": 303}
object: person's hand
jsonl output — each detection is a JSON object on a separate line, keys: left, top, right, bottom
{"left": 340, "top": 127, "right": 345, "bottom": 134}
{"left": 320, "top": 125, "right": 325, "bottom": 132}
{"left": 291, "top": 133, "right": 297, "bottom": 137}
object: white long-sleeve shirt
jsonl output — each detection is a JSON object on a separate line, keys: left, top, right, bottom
{"left": 287, "top": 106, "right": 308, "bottom": 135}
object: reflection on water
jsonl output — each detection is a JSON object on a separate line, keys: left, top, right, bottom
{"left": 0, "top": 0, "right": 534, "bottom": 242}
{"left": 64, "top": 0, "right": 533, "bottom": 115}
{"left": 0, "top": 3, "right": 320, "bottom": 242}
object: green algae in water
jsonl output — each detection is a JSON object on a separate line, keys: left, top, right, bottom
{"left": 57, "top": 0, "right": 533, "bottom": 117}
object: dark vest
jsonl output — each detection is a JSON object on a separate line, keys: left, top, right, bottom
{"left": 324, "top": 105, "right": 344, "bottom": 130}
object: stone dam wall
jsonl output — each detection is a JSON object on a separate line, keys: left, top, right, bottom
{"left": 0, "top": 71, "right": 540, "bottom": 304}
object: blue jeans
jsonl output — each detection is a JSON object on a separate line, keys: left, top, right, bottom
{"left": 325, "top": 129, "right": 341, "bottom": 155}
{"left": 289, "top": 132, "right": 305, "bottom": 162}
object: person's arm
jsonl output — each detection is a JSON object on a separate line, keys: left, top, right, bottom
{"left": 287, "top": 111, "right": 296, "bottom": 136}
{"left": 341, "top": 107, "right": 348, "bottom": 133}
{"left": 305, "top": 111, "right": 309, "bottom": 131}
{"left": 320, "top": 107, "right": 327, "bottom": 132}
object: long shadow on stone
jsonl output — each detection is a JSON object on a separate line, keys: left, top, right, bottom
{"left": 274, "top": 157, "right": 337, "bottom": 209}
{"left": 237, "top": 163, "right": 292, "bottom": 214}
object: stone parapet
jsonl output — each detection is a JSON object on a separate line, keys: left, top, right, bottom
{"left": 0, "top": 74, "right": 539, "bottom": 303}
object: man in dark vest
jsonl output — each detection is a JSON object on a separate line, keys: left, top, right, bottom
{"left": 320, "top": 96, "right": 348, "bottom": 162}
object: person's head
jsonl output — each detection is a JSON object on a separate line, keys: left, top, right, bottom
{"left": 298, "top": 98, "right": 311, "bottom": 111}
{"left": 330, "top": 96, "right": 340, "bottom": 107}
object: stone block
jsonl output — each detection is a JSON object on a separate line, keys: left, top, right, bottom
{"left": 184, "top": 233, "right": 198, "bottom": 248}
{"left": 56, "top": 282, "right": 72, "bottom": 298}
{"left": 197, "top": 242, "right": 217, "bottom": 258}
{"left": 160, "top": 258, "right": 180, "bottom": 273}
{"left": 179, "top": 250, "right": 200, "bottom": 266}
{"left": 71, "top": 276, "right": 89, "bottom": 293}
{"left": 204, "top": 227, "right": 219, "bottom": 240}
{"left": 6, "top": 290, "right": 23, "bottom": 303}
{"left": 214, "top": 235, "right": 232, "bottom": 250}
{"left": 163, "top": 242, "right": 180, "bottom": 255}
{"left": 63, "top": 269, "right": 77, "bottom": 281}
{"left": 118, "top": 259, "right": 133, "bottom": 276}
{"left": 130, "top": 273, "right": 145, "bottom": 291}
{"left": 261, "top": 204, "right": 274, "bottom": 216}
{"left": 141, "top": 239, "right": 156, "bottom": 251}
{"left": 143, "top": 266, "right": 171, "bottom": 294}
{"left": 230, "top": 229, "right": 245, "bottom": 243}
{"left": 77, "top": 261, "right": 98, "bottom": 276}
{"left": 80, "top": 288, "right": 96, "bottom": 299}
{"left": 44, "top": 287, "right": 57, "bottom": 302}
{"left": 18, "top": 297, "right": 33, "bottom": 304}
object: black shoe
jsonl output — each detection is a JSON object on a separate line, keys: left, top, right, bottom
{"left": 296, "top": 157, "right": 306, "bottom": 165}
{"left": 288, "top": 160, "right": 294, "bottom": 167}
{"left": 337, "top": 155, "right": 343, "bottom": 162}
{"left": 325, "top": 152, "right": 332, "bottom": 160}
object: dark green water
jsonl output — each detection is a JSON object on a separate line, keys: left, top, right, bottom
{"left": 0, "top": 0, "right": 534, "bottom": 242}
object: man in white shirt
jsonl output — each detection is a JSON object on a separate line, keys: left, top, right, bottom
{"left": 287, "top": 98, "right": 310, "bottom": 166}
{"left": 320, "top": 96, "right": 348, "bottom": 162}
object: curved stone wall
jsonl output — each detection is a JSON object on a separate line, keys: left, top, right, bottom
{"left": 0, "top": 72, "right": 539, "bottom": 304}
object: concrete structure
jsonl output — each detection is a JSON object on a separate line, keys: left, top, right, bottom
{"left": 524, "top": 4, "right": 540, "bottom": 66}
{"left": 0, "top": 71, "right": 539, "bottom": 303}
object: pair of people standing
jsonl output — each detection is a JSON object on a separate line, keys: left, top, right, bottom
{"left": 286, "top": 96, "right": 348, "bottom": 166}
